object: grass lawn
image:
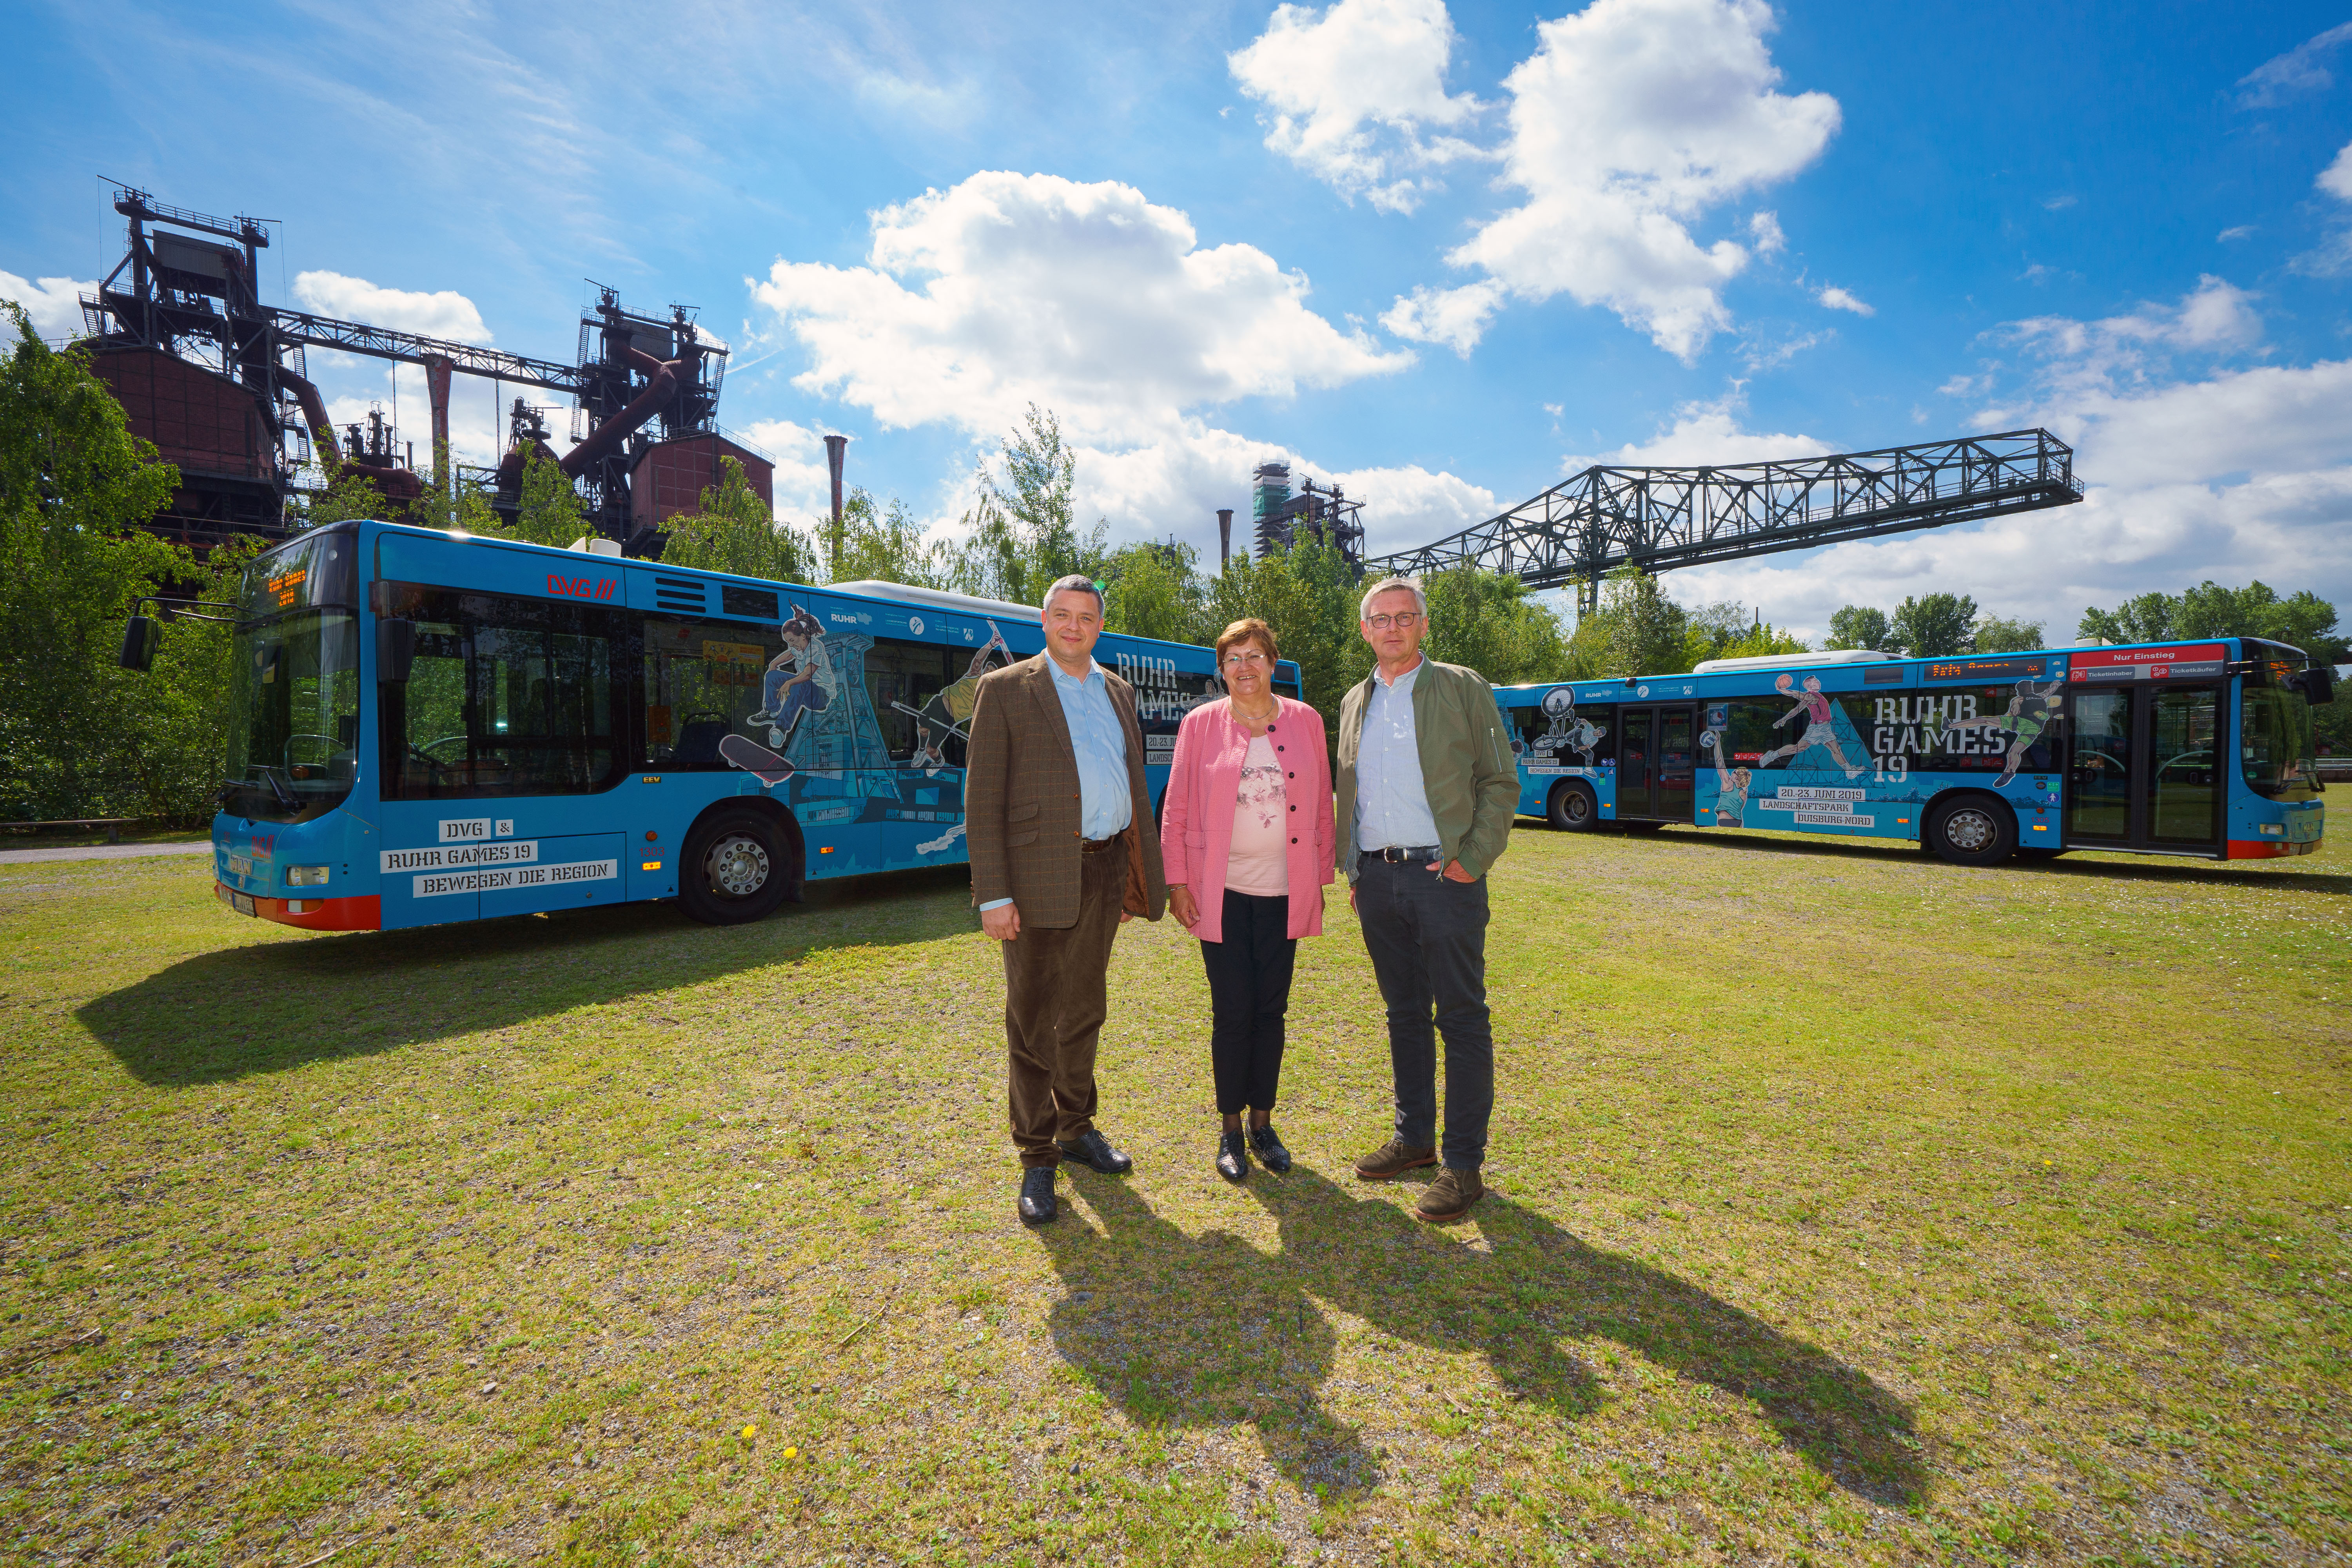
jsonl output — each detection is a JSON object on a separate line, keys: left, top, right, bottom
{"left": 2, "top": 820, "right": 2347, "bottom": 1566}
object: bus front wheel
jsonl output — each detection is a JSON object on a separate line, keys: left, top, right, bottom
{"left": 1547, "top": 780, "right": 1599, "bottom": 831}
{"left": 681, "top": 808, "right": 790, "bottom": 925}
{"left": 1925, "top": 796, "right": 2016, "bottom": 867}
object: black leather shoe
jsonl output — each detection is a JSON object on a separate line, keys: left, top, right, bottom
{"left": 1056, "top": 1128, "right": 1133, "bottom": 1175}
{"left": 1216, "top": 1130, "right": 1249, "bottom": 1183}
{"left": 1017, "top": 1166, "right": 1058, "bottom": 1226}
{"left": 1247, "top": 1123, "right": 1292, "bottom": 1173}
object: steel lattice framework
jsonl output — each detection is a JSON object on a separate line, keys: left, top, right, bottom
{"left": 1363, "top": 429, "right": 2083, "bottom": 610}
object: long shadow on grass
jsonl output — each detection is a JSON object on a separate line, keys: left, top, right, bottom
{"left": 1585, "top": 824, "right": 2352, "bottom": 894}
{"left": 78, "top": 867, "right": 978, "bottom": 1087}
{"left": 1040, "top": 1167, "right": 1922, "bottom": 1507}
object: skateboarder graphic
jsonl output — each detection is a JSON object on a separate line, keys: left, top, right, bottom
{"left": 1758, "top": 673, "right": 1866, "bottom": 779}
{"left": 895, "top": 621, "right": 1009, "bottom": 774}
{"left": 749, "top": 608, "right": 833, "bottom": 751}
{"left": 1698, "top": 729, "right": 1752, "bottom": 826}
{"left": 1941, "top": 677, "right": 2063, "bottom": 786}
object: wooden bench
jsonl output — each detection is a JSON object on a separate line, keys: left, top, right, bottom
{"left": 5, "top": 818, "right": 142, "bottom": 843}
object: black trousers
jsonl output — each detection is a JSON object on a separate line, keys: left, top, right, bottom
{"left": 1354, "top": 853, "right": 1494, "bottom": 1171}
{"left": 1198, "top": 889, "right": 1296, "bottom": 1116}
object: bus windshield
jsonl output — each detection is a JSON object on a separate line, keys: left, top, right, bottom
{"left": 2240, "top": 683, "right": 2318, "bottom": 802}
{"left": 223, "top": 610, "right": 363, "bottom": 823}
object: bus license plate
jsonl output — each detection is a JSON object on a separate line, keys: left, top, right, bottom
{"left": 228, "top": 854, "right": 254, "bottom": 878}
{"left": 227, "top": 889, "right": 255, "bottom": 916}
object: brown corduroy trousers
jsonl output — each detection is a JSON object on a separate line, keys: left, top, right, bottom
{"left": 1003, "top": 838, "right": 1127, "bottom": 1167}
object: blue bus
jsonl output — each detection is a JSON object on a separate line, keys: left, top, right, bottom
{"left": 154, "top": 519, "right": 1295, "bottom": 931}
{"left": 1495, "top": 642, "right": 2329, "bottom": 865}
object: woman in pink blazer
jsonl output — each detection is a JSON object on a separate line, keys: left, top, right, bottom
{"left": 1162, "top": 617, "right": 1337, "bottom": 1183}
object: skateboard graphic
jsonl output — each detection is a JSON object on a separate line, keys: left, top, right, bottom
{"left": 719, "top": 732, "right": 796, "bottom": 786}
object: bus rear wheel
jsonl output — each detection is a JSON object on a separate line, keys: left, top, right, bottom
{"left": 1925, "top": 796, "right": 2016, "bottom": 867}
{"left": 681, "top": 808, "right": 789, "bottom": 925}
{"left": 1547, "top": 780, "right": 1599, "bottom": 831}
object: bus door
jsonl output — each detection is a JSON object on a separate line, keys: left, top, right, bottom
{"left": 1614, "top": 705, "right": 1696, "bottom": 821}
{"left": 2063, "top": 684, "right": 2223, "bottom": 854}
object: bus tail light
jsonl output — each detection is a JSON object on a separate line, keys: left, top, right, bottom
{"left": 286, "top": 865, "right": 330, "bottom": 886}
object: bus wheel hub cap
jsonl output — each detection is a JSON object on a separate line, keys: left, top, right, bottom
{"left": 707, "top": 835, "right": 770, "bottom": 897}
{"left": 1947, "top": 811, "right": 1994, "bottom": 851}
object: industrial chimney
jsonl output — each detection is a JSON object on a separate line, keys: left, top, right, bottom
{"left": 1216, "top": 508, "right": 1234, "bottom": 568}
{"left": 823, "top": 434, "right": 848, "bottom": 526}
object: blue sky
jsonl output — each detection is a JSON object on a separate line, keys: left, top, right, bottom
{"left": 5, "top": 0, "right": 2350, "bottom": 643}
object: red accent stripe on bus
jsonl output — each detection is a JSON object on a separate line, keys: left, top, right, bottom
{"left": 256, "top": 893, "right": 383, "bottom": 930}
{"left": 2225, "top": 839, "right": 2316, "bottom": 859}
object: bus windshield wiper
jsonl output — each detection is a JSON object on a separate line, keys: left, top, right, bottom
{"left": 258, "top": 769, "right": 296, "bottom": 811}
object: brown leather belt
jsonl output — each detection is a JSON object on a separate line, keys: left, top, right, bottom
{"left": 1081, "top": 835, "right": 1120, "bottom": 855}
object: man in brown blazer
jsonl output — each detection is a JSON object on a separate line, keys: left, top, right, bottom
{"left": 966, "top": 574, "right": 1168, "bottom": 1225}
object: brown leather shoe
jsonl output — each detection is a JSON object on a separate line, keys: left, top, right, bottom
{"left": 1415, "top": 1166, "right": 1483, "bottom": 1223}
{"left": 1354, "top": 1136, "right": 1437, "bottom": 1180}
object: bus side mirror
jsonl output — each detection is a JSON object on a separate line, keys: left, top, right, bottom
{"left": 2294, "top": 666, "right": 2336, "bottom": 706}
{"left": 377, "top": 619, "right": 415, "bottom": 683}
{"left": 119, "top": 614, "right": 159, "bottom": 673}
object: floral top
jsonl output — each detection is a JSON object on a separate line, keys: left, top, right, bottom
{"left": 1225, "top": 731, "right": 1289, "bottom": 897}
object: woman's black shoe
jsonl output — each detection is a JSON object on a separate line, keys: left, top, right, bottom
{"left": 1248, "top": 1123, "right": 1292, "bottom": 1173}
{"left": 1215, "top": 1130, "right": 1249, "bottom": 1183}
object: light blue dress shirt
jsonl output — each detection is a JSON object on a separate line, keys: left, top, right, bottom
{"left": 1055, "top": 658, "right": 1135, "bottom": 840}
{"left": 1355, "top": 658, "right": 1441, "bottom": 852}
{"left": 980, "top": 658, "right": 1132, "bottom": 913}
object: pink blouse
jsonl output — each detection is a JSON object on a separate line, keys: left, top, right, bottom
{"left": 1158, "top": 695, "right": 1336, "bottom": 944}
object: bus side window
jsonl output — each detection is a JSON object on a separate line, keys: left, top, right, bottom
{"left": 637, "top": 615, "right": 781, "bottom": 769}
{"left": 1506, "top": 706, "right": 1542, "bottom": 752}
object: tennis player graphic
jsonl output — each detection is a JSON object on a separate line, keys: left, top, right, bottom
{"left": 1941, "top": 677, "right": 2064, "bottom": 786}
{"left": 1698, "top": 729, "right": 1753, "bottom": 825}
{"left": 1758, "top": 673, "right": 1866, "bottom": 779}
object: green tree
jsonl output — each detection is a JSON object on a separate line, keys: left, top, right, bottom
{"left": 503, "top": 446, "right": 588, "bottom": 548}
{"left": 1565, "top": 567, "right": 1689, "bottom": 677}
{"left": 949, "top": 405, "right": 1108, "bottom": 605}
{"left": 1973, "top": 613, "right": 2044, "bottom": 653}
{"left": 1203, "top": 537, "right": 1367, "bottom": 722}
{"left": 290, "top": 467, "right": 399, "bottom": 530}
{"left": 1103, "top": 540, "right": 1209, "bottom": 644}
{"left": 831, "top": 488, "right": 954, "bottom": 589}
{"left": 1678, "top": 599, "right": 1808, "bottom": 668}
{"left": 661, "top": 456, "right": 818, "bottom": 584}
{"left": 2078, "top": 590, "right": 2176, "bottom": 646}
{"left": 1887, "top": 592, "right": 1978, "bottom": 657}
{"left": 125, "top": 537, "right": 261, "bottom": 822}
{"left": 0, "top": 304, "right": 183, "bottom": 819}
{"left": 1824, "top": 604, "right": 1891, "bottom": 652}
{"left": 1424, "top": 566, "right": 1569, "bottom": 684}
{"left": 2080, "top": 580, "right": 2346, "bottom": 663}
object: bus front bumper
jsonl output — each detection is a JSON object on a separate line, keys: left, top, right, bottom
{"left": 216, "top": 881, "right": 382, "bottom": 930}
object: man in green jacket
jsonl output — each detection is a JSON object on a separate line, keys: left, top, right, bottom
{"left": 1335, "top": 575, "right": 1520, "bottom": 1222}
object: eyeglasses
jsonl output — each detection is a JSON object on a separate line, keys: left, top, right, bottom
{"left": 1220, "top": 650, "right": 1270, "bottom": 668}
{"left": 1363, "top": 611, "right": 1423, "bottom": 631}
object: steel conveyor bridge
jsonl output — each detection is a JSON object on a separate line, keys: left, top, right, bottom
{"left": 1362, "top": 429, "right": 2084, "bottom": 610}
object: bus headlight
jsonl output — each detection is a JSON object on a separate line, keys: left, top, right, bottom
{"left": 285, "top": 865, "right": 330, "bottom": 886}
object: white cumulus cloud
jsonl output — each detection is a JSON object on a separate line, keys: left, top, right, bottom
{"left": 1676, "top": 280, "right": 2352, "bottom": 644}
{"left": 1566, "top": 392, "right": 1832, "bottom": 470}
{"left": 753, "top": 171, "right": 1411, "bottom": 449}
{"left": 1419, "top": 0, "right": 1839, "bottom": 361}
{"left": 1379, "top": 280, "right": 1505, "bottom": 356}
{"left": 292, "top": 270, "right": 493, "bottom": 343}
{"left": 1229, "top": 0, "right": 1486, "bottom": 214}
{"left": 2323, "top": 141, "right": 2352, "bottom": 202}
{"left": 1817, "top": 285, "right": 1873, "bottom": 316}
{"left": 0, "top": 272, "right": 96, "bottom": 339}
{"left": 750, "top": 171, "right": 1473, "bottom": 553}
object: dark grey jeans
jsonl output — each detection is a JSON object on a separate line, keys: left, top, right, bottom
{"left": 1354, "top": 853, "right": 1494, "bottom": 1171}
